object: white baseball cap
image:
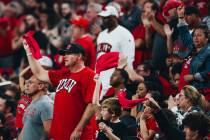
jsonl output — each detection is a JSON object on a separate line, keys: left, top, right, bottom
{"left": 38, "top": 56, "right": 53, "bottom": 68}
{"left": 98, "top": 5, "right": 119, "bottom": 18}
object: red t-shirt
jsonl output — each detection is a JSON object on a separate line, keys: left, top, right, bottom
{"left": 178, "top": 58, "right": 191, "bottom": 91}
{"left": 49, "top": 67, "right": 96, "bottom": 140}
{"left": 159, "top": 76, "right": 178, "bottom": 96}
{"left": 0, "top": 18, "right": 18, "bottom": 57}
{"left": 75, "top": 35, "right": 96, "bottom": 70}
{"left": 16, "top": 95, "right": 31, "bottom": 129}
{"left": 138, "top": 117, "right": 159, "bottom": 139}
{"left": 0, "top": 29, "right": 13, "bottom": 57}
{"left": 132, "top": 24, "right": 152, "bottom": 68}
{"left": 146, "top": 117, "right": 159, "bottom": 132}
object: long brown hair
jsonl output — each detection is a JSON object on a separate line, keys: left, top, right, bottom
{"left": 182, "top": 85, "right": 206, "bottom": 110}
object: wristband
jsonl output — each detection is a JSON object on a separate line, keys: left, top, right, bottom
{"left": 26, "top": 53, "right": 32, "bottom": 56}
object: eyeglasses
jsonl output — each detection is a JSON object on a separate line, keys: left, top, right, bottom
{"left": 136, "top": 69, "right": 145, "bottom": 73}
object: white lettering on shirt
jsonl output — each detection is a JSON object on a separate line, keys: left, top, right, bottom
{"left": 56, "top": 79, "right": 77, "bottom": 93}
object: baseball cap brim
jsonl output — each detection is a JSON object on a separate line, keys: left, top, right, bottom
{"left": 58, "top": 49, "right": 70, "bottom": 56}
{"left": 98, "top": 11, "right": 111, "bottom": 17}
{"left": 58, "top": 43, "right": 85, "bottom": 56}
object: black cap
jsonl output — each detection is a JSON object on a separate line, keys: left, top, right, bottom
{"left": 59, "top": 43, "right": 85, "bottom": 56}
{"left": 185, "top": 6, "right": 200, "bottom": 16}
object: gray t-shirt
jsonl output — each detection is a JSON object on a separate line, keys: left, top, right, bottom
{"left": 22, "top": 95, "right": 54, "bottom": 140}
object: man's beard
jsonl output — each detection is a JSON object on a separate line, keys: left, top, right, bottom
{"left": 25, "top": 24, "right": 37, "bottom": 32}
{"left": 63, "top": 13, "right": 72, "bottom": 20}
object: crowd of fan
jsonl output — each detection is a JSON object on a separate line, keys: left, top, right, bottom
{"left": 0, "top": 0, "right": 210, "bottom": 140}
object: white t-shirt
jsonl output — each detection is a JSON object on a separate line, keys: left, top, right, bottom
{"left": 97, "top": 25, "right": 135, "bottom": 97}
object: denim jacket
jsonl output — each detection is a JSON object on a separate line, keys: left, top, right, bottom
{"left": 178, "top": 23, "right": 210, "bottom": 89}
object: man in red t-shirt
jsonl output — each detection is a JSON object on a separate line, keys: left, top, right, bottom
{"left": 71, "top": 17, "right": 96, "bottom": 70}
{"left": 23, "top": 42, "right": 98, "bottom": 140}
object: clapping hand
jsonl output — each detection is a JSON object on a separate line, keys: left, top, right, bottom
{"left": 164, "top": 24, "right": 174, "bottom": 37}
{"left": 177, "top": 5, "right": 185, "bottom": 18}
{"left": 118, "top": 53, "right": 128, "bottom": 69}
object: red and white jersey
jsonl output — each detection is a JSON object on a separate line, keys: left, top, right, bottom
{"left": 97, "top": 25, "right": 135, "bottom": 65}
{"left": 48, "top": 67, "right": 96, "bottom": 140}
{"left": 97, "top": 25, "right": 135, "bottom": 96}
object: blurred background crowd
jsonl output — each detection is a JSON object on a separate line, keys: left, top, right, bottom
{"left": 0, "top": 0, "right": 210, "bottom": 139}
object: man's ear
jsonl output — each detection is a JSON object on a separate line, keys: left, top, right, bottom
{"left": 38, "top": 83, "right": 45, "bottom": 90}
{"left": 77, "top": 54, "right": 83, "bottom": 60}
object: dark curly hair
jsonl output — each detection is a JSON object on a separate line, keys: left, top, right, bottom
{"left": 182, "top": 112, "right": 210, "bottom": 137}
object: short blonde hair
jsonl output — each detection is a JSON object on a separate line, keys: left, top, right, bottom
{"left": 101, "top": 97, "right": 121, "bottom": 117}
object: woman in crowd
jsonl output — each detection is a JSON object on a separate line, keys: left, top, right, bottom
{"left": 176, "top": 6, "right": 210, "bottom": 101}
{"left": 169, "top": 85, "right": 206, "bottom": 126}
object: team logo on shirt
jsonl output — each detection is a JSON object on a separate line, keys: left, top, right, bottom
{"left": 97, "top": 43, "right": 112, "bottom": 53}
{"left": 56, "top": 78, "right": 77, "bottom": 93}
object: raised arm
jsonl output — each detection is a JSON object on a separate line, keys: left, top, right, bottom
{"left": 176, "top": 6, "right": 193, "bottom": 57}
{"left": 23, "top": 40, "right": 50, "bottom": 83}
{"left": 19, "top": 66, "right": 30, "bottom": 92}
{"left": 163, "top": 24, "right": 174, "bottom": 54}
{"left": 146, "top": 98, "right": 185, "bottom": 140}
{"left": 118, "top": 53, "right": 144, "bottom": 82}
{"left": 150, "top": 11, "right": 166, "bottom": 37}
{"left": 142, "top": 13, "right": 153, "bottom": 48}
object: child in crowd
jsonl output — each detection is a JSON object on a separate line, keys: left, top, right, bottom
{"left": 97, "top": 97, "right": 128, "bottom": 140}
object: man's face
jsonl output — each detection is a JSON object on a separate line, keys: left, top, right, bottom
{"left": 86, "top": 7, "right": 98, "bottom": 21}
{"left": 164, "top": 8, "right": 177, "bottom": 22}
{"left": 110, "top": 70, "right": 122, "bottom": 87}
{"left": 71, "top": 25, "right": 82, "bottom": 41}
{"left": 24, "top": 76, "right": 43, "bottom": 97}
{"left": 102, "top": 16, "right": 114, "bottom": 29}
{"left": 63, "top": 53, "right": 80, "bottom": 67}
{"left": 136, "top": 65, "right": 149, "bottom": 77}
{"left": 26, "top": 15, "right": 37, "bottom": 26}
{"left": 185, "top": 14, "right": 199, "bottom": 29}
{"left": 61, "top": 3, "right": 71, "bottom": 17}
{"left": 0, "top": 98, "right": 6, "bottom": 113}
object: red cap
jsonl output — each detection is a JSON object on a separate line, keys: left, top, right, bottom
{"left": 0, "top": 18, "right": 9, "bottom": 29}
{"left": 163, "top": 0, "right": 184, "bottom": 16}
{"left": 70, "top": 17, "right": 89, "bottom": 30}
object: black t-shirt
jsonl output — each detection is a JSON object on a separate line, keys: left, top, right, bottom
{"left": 0, "top": 127, "right": 12, "bottom": 140}
{"left": 97, "top": 121, "right": 128, "bottom": 140}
